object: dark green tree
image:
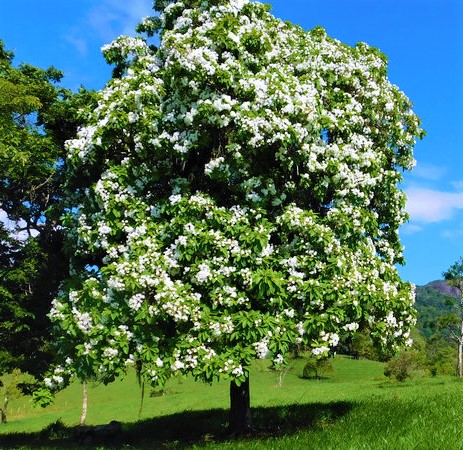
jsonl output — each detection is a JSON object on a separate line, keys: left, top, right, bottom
{"left": 415, "top": 283, "right": 459, "bottom": 339}
{"left": 0, "top": 39, "right": 95, "bottom": 387}
{"left": 425, "top": 334, "right": 457, "bottom": 376}
{"left": 442, "top": 257, "right": 463, "bottom": 377}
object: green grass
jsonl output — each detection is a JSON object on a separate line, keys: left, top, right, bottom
{"left": 1, "top": 356, "right": 463, "bottom": 449}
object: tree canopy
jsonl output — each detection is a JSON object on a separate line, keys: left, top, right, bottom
{"left": 38, "top": 0, "right": 423, "bottom": 420}
{"left": 0, "top": 40, "right": 94, "bottom": 379}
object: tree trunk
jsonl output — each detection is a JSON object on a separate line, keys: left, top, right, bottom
{"left": 1, "top": 394, "right": 8, "bottom": 423}
{"left": 80, "top": 381, "right": 88, "bottom": 425}
{"left": 229, "top": 378, "right": 252, "bottom": 434}
{"left": 459, "top": 298, "right": 463, "bottom": 377}
{"left": 459, "top": 343, "right": 462, "bottom": 378}
{"left": 459, "top": 323, "right": 463, "bottom": 377}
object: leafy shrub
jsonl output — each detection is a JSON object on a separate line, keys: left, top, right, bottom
{"left": 40, "top": 419, "right": 68, "bottom": 440}
{"left": 384, "top": 349, "right": 425, "bottom": 381}
{"left": 302, "top": 357, "right": 334, "bottom": 379}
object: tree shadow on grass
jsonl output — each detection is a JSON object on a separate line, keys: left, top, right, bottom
{"left": 0, "top": 401, "right": 353, "bottom": 449}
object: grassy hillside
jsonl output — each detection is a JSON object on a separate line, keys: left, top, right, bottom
{"left": 1, "top": 283, "right": 462, "bottom": 448}
{"left": 1, "top": 356, "right": 382, "bottom": 433}
{"left": 1, "top": 355, "right": 463, "bottom": 449}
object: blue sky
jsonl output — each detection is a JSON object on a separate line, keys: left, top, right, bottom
{"left": 1, "top": 0, "right": 462, "bottom": 285}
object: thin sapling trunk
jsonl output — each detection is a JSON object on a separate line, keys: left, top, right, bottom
{"left": 80, "top": 381, "right": 88, "bottom": 425}
{"left": 1, "top": 393, "right": 9, "bottom": 424}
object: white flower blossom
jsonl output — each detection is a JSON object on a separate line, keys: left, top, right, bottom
{"left": 253, "top": 339, "right": 269, "bottom": 359}
{"left": 103, "top": 347, "right": 118, "bottom": 360}
{"left": 128, "top": 293, "right": 145, "bottom": 311}
{"left": 196, "top": 263, "right": 212, "bottom": 283}
{"left": 156, "top": 357, "right": 164, "bottom": 367}
{"left": 169, "top": 194, "right": 182, "bottom": 204}
{"left": 232, "top": 365, "right": 244, "bottom": 377}
{"left": 312, "top": 346, "right": 330, "bottom": 356}
{"left": 171, "top": 360, "right": 185, "bottom": 371}
{"left": 343, "top": 322, "right": 359, "bottom": 332}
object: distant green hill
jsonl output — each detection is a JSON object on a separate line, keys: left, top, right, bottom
{"left": 415, "top": 281, "right": 460, "bottom": 339}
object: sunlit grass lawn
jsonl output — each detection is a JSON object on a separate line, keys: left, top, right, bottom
{"left": 1, "top": 355, "right": 463, "bottom": 448}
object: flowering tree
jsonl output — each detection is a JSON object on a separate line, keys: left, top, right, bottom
{"left": 41, "top": 0, "right": 423, "bottom": 432}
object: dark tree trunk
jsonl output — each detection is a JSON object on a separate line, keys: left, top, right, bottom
{"left": 229, "top": 378, "right": 252, "bottom": 434}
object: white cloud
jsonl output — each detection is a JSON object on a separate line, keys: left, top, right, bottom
{"left": 63, "top": 0, "right": 153, "bottom": 56}
{"left": 441, "top": 227, "right": 463, "bottom": 240}
{"left": 400, "top": 223, "right": 423, "bottom": 234}
{"left": 65, "top": 31, "right": 89, "bottom": 57}
{"left": 88, "top": 0, "right": 153, "bottom": 41}
{"left": 411, "top": 162, "right": 447, "bottom": 181}
{"left": 406, "top": 187, "right": 463, "bottom": 223}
